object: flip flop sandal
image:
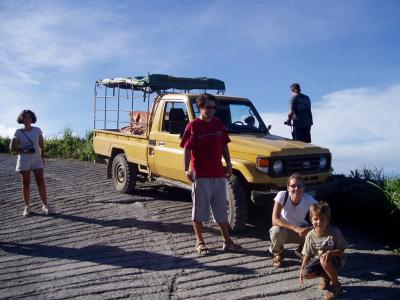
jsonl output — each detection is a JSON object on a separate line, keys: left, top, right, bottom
{"left": 319, "top": 275, "right": 331, "bottom": 290}
{"left": 195, "top": 241, "right": 211, "bottom": 256}
{"left": 222, "top": 240, "right": 244, "bottom": 253}
{"left": 272, "top": 255, "right": 284, "bottom": 268}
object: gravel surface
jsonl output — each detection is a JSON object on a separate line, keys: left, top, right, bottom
{"left": 0, "top": 154, "right": 399, "bottom": 299}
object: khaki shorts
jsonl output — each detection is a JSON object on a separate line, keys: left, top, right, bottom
{"left": 191, "top": 177, "right": 228, "bottom": 223}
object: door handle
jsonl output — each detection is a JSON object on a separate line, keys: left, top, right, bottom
{"left": 159, "top": 141, "right": 165, "bottom": 146}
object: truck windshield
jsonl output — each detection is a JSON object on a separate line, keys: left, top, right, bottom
{"left": 191, "top": 99, "right": 269, "bottom": 134}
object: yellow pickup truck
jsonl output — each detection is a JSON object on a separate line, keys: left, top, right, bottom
{"left": 93, "top": 75, "right": 336, "bottom": 231}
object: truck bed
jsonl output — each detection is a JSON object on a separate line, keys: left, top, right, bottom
{"left": 93, "top": 129, "right": 149, "bottom": 167}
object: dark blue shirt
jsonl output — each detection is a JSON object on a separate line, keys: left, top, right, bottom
{"left": 289, "top": 93, "right": 313, "bottom": 127}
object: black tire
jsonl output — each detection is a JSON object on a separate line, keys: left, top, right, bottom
{"left": 111, "top": 153, "right": 138, "bottom": 194}
{"left": 227, "top": 174, "right": 248, "bottom": 232}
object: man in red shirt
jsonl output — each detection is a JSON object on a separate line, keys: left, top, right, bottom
{"left": 180, "top": 93, "right": 243, "bottom": 255}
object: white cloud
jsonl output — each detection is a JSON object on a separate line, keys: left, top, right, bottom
{"left": 261, "top": 84, "right": 400, "bottom": 175}
{"left": 0, "top": 123, "right": 17, "bottom": 138}
{"left": 0, "top": 1, "right": 133, "bottom": 84}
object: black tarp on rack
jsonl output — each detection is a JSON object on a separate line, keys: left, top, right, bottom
{"left": 96, "top": 74, "right": 225, "bottom": 93}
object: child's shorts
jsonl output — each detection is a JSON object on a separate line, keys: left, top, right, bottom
{"left": 302, "top": 256, "right": 342, "bottom": 276}
{"left": 16, "top": 153, "right": 43, "bottom": 171}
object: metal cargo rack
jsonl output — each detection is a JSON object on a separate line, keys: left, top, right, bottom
{"left": 93, "top": 74, "right": 225, "bottom": 130}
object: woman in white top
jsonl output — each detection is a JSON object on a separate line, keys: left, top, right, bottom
{"left": 10, "top": 110, "right": 50, "bottom": 216}
{"left": 269, "top": 173, "right": 317, "bottom": 268}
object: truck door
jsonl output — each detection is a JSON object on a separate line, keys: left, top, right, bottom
{"left": 148, "top": 100, "right": 190, "bottom": 182}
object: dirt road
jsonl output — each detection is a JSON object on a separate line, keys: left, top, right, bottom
{"left": 0, "top": 154, "right": 399, "bottom": 299}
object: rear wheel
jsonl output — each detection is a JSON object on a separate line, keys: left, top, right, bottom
{"left": 112, "top": 153, "right": 137, "bottom": 194}
{"left": 227, "top": 174, "right": 248, "bottom": 232}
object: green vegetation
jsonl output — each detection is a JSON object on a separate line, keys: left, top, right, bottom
{"left": 45, "top": 128, "right": 96, "bottom": 161}
{"left": 328, "top": 166, "right": 400, "bottom": 243}
{"left": 0, "top": 128, "right": 96, "bottom": 161}
{"left": 0, "top": 136, "right": 11, "bottom": 153}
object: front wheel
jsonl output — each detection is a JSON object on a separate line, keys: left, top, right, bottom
{"left": 111, "top": 153, "right": 138, "bottom": 194}
{"left": 227, "top": 174, "right": 248, "bottom": 232}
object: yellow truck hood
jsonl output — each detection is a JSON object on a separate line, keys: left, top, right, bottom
{"left": 229, "top": 134, "right": 330, "bottom": 157}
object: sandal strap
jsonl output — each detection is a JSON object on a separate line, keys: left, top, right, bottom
{"left": 196, "top": 241, "right": 205, "bottom": 247}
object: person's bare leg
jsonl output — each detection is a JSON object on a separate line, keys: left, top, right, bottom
{"left": 321, "top": 258, "right": 339, "bottom": 285}
{"left": 193, "top": 221, "right": 204, "bottom": 242}
{"left": 217, "top": 222, "right": 231, "bottom": 242}
{"left": 33, "top": 168, "right": 47, "bottom": 206}
{"left": 20, "top": 171, "right": 31, "bottom": 207}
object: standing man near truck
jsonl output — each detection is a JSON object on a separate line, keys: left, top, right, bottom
{"left": 285, "top": 83, "right": 313, "bottom": 143}
{"left": 180, "top": 93, "right": 243, "bottom": 255}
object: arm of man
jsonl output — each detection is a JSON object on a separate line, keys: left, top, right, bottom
{"left": 184, "top": 148, "right": 193, "bottom": 182}
{"left": 286, "top": 96, "right": 295, "bottom": 124}
{"left": 222, "top": 144, "right": 232, "bottom": 180}
{"left": 272, "top": 200, "right": 311, "bottom": 237}
{"left": 271, "top": 201, "right": 293, "bottom": 230}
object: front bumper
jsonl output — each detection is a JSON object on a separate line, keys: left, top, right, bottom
{"left": 250, "top": 178, "right": 339, "bottom": 205}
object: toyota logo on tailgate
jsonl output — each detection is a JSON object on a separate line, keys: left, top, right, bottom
{"left": 303, "top": 161, "right": 311, "bottom": 169}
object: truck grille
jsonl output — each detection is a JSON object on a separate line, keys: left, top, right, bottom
{"left": 269, "top": 154, "right": 331, "bottom": 177}
{"left": 286, "top": 155, "right": 322, "bottom": 174}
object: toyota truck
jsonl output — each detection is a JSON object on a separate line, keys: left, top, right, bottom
{"left": 93, "top": 74, "right": 336, "bottom": 231}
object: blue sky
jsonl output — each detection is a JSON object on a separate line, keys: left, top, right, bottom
{"left": 1, "top": 0, "right": 399, "bottom": 175}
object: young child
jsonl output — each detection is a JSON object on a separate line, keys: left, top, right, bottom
{"left": 300, "top": 202, "right": 348, "bottom": 300}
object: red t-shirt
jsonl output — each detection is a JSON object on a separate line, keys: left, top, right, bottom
{"left": 180, "top": 117, "right": 230, "bottom": 178}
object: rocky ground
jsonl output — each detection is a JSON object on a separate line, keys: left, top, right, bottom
{"left": 0, "top": 154, "right": 399, "bottom": 299}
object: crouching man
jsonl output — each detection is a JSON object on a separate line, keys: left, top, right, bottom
{"left": 269, "top": 173, "right": 316, "bottom": 267}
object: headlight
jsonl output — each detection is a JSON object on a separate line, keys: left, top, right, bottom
{"left": 273, "top": 160, "right": 283, "bottom": 174}
{"left": 256, "top": 157, "right": 269, "bottom": 173}
{"left": 320, "top": 156, "right": 328, "bottom": 170}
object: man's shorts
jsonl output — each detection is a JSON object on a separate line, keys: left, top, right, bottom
{"left": 191, "top": 177, "right": 228, "bottom": 223}
{"left": 16, "top": 153, "right": 43, "bottom": 172}
{"left": 302, "top": 256, "right": 342, "bottom": 276}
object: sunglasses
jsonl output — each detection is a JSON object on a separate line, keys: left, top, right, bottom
{"left": 289, "top": 184, "right": 304, "bottom": 189}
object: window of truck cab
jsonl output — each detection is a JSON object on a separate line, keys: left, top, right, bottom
{"left": 161, "top": 101, "right": 189, "bottom": 134}
{"left": 190, "top": 97, "right": 268, "bottom": 134}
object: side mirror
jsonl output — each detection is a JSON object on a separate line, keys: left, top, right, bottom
{"left": 268, "top": 125, "right": 272, "bottom": 131}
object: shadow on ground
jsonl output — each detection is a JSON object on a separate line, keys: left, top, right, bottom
{"left": 0, "top": 242, "right": 254, "bottom": 275}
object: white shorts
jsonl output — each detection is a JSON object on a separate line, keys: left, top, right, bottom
{"left": 16, "top": 153, "right": 43, "bottom": 171}
{"left": 191, "top": 177, "right": 228, "bottom": 223}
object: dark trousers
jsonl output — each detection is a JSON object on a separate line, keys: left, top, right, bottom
{"left": 293, "top": 126, "right": 311, "bottom": 143}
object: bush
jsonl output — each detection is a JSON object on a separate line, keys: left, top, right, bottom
{"left": 45, "top": 128, "right": 96, "bottom": 161}
{"left": 0, "top": 136, "right": 11, "bottom": 153}
{"left": 327, "top": 167, "right": 400, "bottom": 242}
{"left": 0, "top": 128, "right": 96, "bottom": 161}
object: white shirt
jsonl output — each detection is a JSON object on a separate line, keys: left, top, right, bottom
{"left": 13, "top": 127, "right": 43, "bottom": 155}
{"left": 274, "top": 191, "right": 317, "bottom": 227}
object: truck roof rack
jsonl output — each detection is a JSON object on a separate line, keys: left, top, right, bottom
{"left": 96, "top": 74, "right": 225, "bottom": 95}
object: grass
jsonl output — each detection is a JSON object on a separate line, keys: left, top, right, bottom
{"left": 0, "top": 128, "right": 96, "bottom": 161}
{"left": 349, "top": 165, "right": 400, "bottom": 214}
